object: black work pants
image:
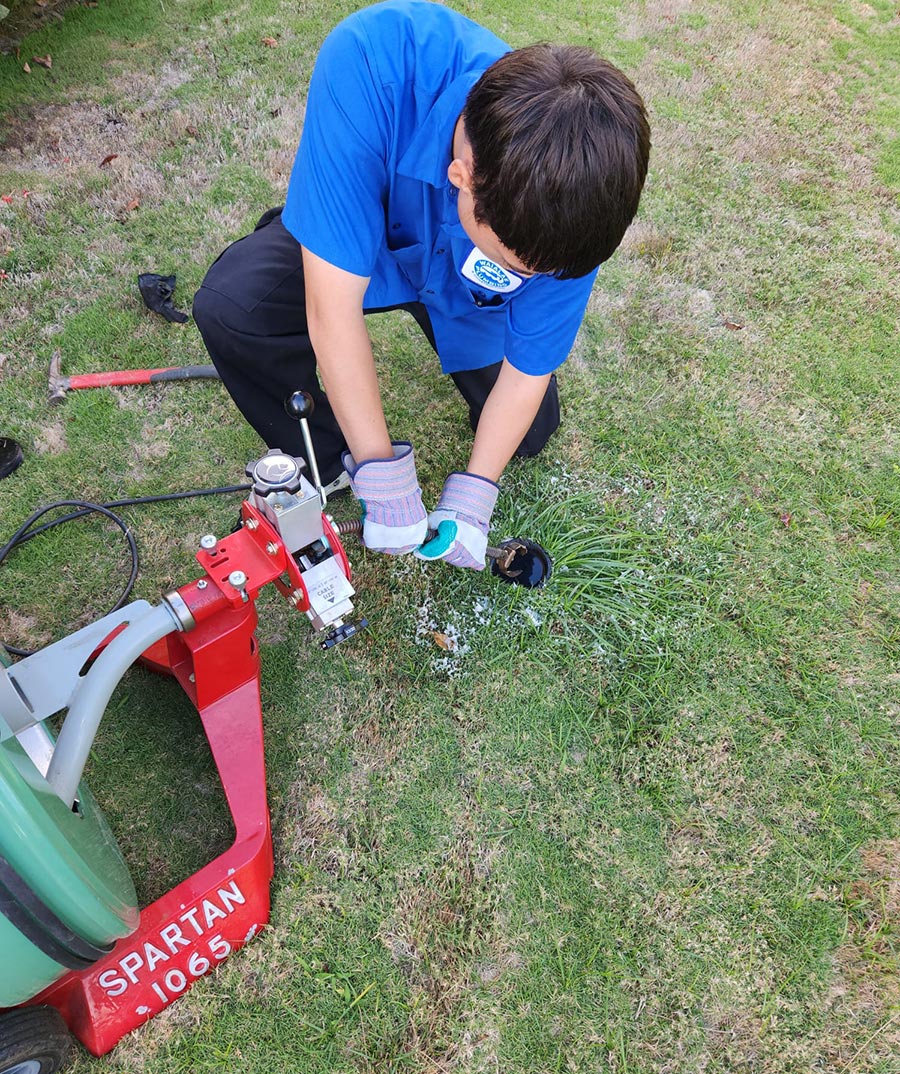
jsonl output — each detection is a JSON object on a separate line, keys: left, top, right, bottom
{"left": 193, "top": 209, "right": 560, "bottom": 484}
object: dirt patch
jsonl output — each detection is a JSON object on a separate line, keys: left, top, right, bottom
{"left": 33, "top": 420, "right": 66, "bottom": 455}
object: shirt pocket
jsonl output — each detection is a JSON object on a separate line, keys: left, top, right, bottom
{"left": 388, "top": 241, "right": 426, "bottom": 289}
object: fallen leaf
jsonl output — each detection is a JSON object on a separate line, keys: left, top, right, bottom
{"left": 431, "top": 631, "right": 456, "bottom": 652}
{"left": 23, "top": 62, "right": 31, "bottom": 73}
{"left": 32, "top": 54, "right": 52, "bottom": 68}
{"left": 99, "top": 154, "right": 118, "bottom": 167}
{"left": 724, "top": 319, "right": 744, "bottom": 330}
{"left": 125, "top": 198, "right": 140, "bottom": 211}
{"left": 1, "top": 194, "right": 13, "bottom": 204}
{"left": 780, "top": 513, "right": 792, "bottom": 527}
{"left": 261, "top": 36, "right": 278, "bottom": 47}
{"left": 185, "top": 125, "right": 198, "bottom": 137}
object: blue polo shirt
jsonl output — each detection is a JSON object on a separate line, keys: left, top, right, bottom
{"left": 282, "top": 0, "right": 598, "bottom": 376}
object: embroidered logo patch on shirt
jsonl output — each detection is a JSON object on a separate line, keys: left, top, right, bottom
{"left": 459, "top": 245, "right": 524, "bottom": 294}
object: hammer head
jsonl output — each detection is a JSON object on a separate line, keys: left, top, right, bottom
{"left": 48, "top": 350, "right": 68, "bottom": 405}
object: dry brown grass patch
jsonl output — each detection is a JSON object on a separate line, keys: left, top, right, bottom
{"left": 0, "top": 608, "right": 49, "bottom": 649}
{"left": 810, "top": 841, "right": 900, "bottom": 1071}
{"left": 378, "top": 835, "right": 501, "bottom": 1067}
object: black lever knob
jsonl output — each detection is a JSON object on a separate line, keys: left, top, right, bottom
{"left": 283, "top": 390, "right": 325, "bottom": 503}
{"left": 284, "top": 390, "right": 315, "bottom": 421}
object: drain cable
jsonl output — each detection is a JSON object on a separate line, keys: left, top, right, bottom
{"left": 0, "top": 485, "right": 251, "bottom": 658}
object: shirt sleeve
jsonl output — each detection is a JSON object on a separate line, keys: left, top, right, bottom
{"left": 282, "top": 17, "right": 390, "bottom": 276}
{"left": 504, "top": 269, "right": 599, "bottom": 375}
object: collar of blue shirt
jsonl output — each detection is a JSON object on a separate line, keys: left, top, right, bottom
{"left": 396, "top": 70, "right": 484, "bottom": 188}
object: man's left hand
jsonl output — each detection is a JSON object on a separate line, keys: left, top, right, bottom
{"left": 415, "top": 472, "right": 499, "bottom": 570}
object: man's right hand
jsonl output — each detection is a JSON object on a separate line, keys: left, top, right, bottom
{"left": 342, "top": 442, "right": 428, "bottom": 554}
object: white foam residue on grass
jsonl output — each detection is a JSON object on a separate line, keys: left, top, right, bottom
{"left": 546, "top": 457, "right": 582, "bottom": 493}
{"left": 472, "top": 595, "right": 492, "bottom": 625}
{"left": 414, "top": 594, "right": 437, "bottom": 642}
{"left": 414, "top": 595, "right": 471, "bottom": 677}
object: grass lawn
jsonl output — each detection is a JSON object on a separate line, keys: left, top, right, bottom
{"left": 1, "top": 0, "right": 900, "bottom": 1070}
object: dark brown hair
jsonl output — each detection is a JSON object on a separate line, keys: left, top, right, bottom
{"left": 463, "top": 44, "right": 650, "bottom": 279}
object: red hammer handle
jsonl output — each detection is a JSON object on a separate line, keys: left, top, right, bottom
{"left": 66, "top": 365, "right": 218, "bottom": 389}
{"left": 67, "top": 368, "right": 170, "bottom": 388}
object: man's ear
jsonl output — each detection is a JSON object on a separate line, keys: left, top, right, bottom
{"left": 447, "top": 155, "right": 473, "bottom": 192}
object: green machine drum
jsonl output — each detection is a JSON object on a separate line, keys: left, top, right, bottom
{"left": 1, "top": 646, "right": 139, "bottom": 1007}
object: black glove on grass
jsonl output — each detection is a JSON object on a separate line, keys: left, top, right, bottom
{"left": 138, "top": 273, "right": 190, "bottom": 323}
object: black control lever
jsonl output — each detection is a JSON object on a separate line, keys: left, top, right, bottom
{"left": 284, "top": 391, "right": 326, "bottom": 507}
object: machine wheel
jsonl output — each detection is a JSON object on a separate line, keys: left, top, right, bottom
{"left": 0, "top": 1007, "right": 72, "bottom": 1074}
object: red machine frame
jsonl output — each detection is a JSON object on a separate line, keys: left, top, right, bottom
{"left": 29, "top": 503, "right": 349, "bottom": 1056}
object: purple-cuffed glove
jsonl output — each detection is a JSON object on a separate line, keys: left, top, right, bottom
{"left": 414, "top": 472, "right": 499, "bottom": 570}
{"left": 342, "top": 442, "right": 428, "bottom": 555}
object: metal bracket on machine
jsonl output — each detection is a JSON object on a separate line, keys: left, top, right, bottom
{"left": 0, "top": 602, "right": 163, "bottom": 741}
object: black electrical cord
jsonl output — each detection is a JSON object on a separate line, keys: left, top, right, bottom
{"left": 0, "top": 484, "right": 251, "bottom": 659}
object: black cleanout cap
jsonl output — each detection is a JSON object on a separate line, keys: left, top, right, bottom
{"left": 490, "top": 538, "right": 553, "bottom": 588}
